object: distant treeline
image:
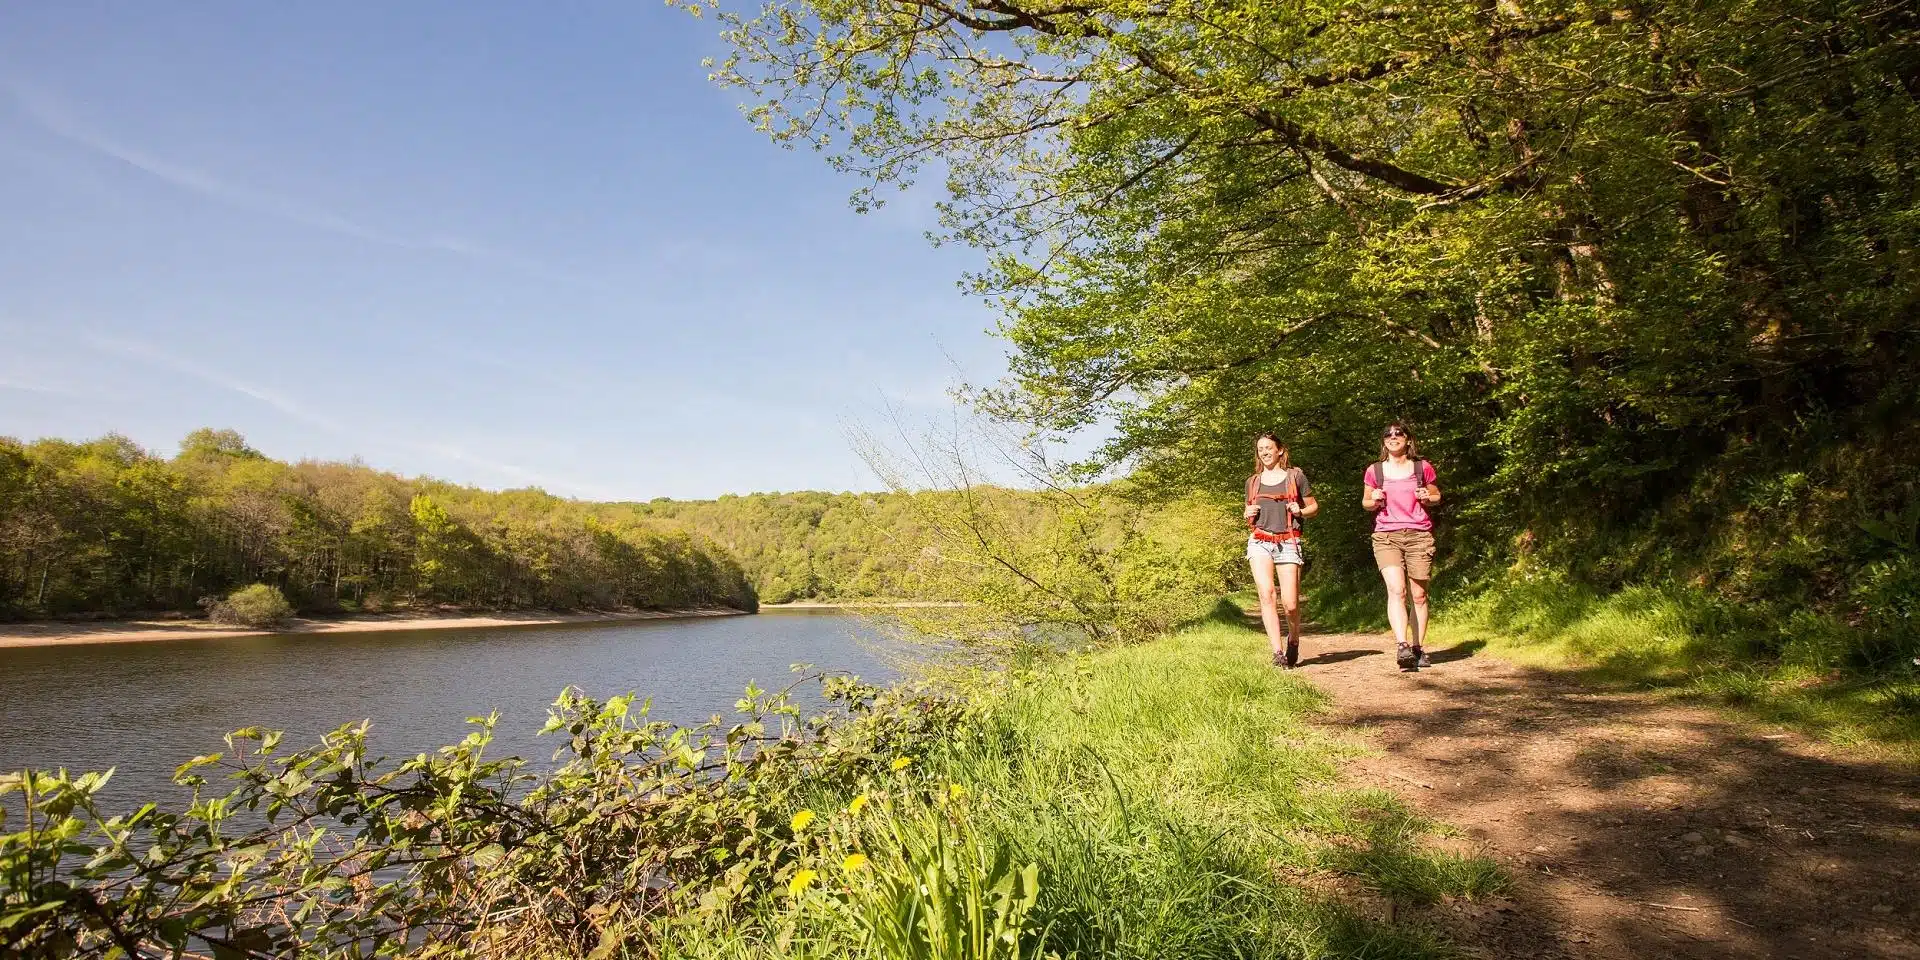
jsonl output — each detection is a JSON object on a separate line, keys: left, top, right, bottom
{"left": 0, "top": 430, "right": 756, "bottom": 620}
{"left": 631, "top": 492, "right": 935, "bottom": 604}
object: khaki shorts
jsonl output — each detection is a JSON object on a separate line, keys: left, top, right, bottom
{"left": 1372, "top": 530, "right": 1436, "bottom": 580}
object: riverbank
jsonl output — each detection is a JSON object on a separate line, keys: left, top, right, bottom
{"left": 760, "top": 600, "right": 967, "bottom": 610}
{"left": 0, "top": 607, "right": 749, "bottom": 649}
{"left": 654, "top": 618, "right": 1505, "bottom": 957}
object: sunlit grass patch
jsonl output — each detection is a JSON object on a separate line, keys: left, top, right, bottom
{"left": 681, "top": 620, "right": 1506, "bottom": 958}
{"left": 946, "top": 622, "right": 1503, "bottom": 956}
{"left": 1424, "top": 577, "right": 1920, "bottom": 762}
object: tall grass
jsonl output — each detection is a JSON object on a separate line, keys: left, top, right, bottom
{"left": 1269, "top": 553, "right": 1920, "bottom": 759}
{"left": 672, "top": 622, "right": 1506, "bottom": 958}
{"left": 1422, "top": 570, "right": 1920, "bottom": 759}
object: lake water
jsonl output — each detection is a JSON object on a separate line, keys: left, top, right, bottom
{"left": 0, "top": 610, "right": 899, "bottom": 812}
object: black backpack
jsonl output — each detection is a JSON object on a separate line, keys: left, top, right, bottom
{"left": 1370, "top": 459, "right": 1431, "bottom": 494}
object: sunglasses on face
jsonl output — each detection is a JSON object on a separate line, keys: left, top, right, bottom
{"left": 1383, "top": 429, "right": 1407, "bottom": 438}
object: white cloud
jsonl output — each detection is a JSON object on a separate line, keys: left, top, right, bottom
{"left": 86, "top": 333, "right": 351, "bottom": 435}
{"left": 84, "top": 333, "right": 603, "bottom": 497}
{"left": 5, "top": 80, "right": 600, "bottom": 289}
{"left": 0, "top": 375, "right": 89, "bottom": 397}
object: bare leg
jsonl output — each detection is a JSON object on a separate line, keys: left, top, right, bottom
{"left": 1379, "top": 564, "right": 1409, "bottom": 648}
{"left": 1408, "top": 576, "right": 1431, "bottom": 649}
{"left": 1249, "top": 551, "right": 1283, "bottom": 655}
{"left": 1278, "top": 561, "right": 1303, "bottom": 650}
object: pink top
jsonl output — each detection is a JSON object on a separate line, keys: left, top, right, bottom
{"left": 1365, "top": 460, "right": 1436, "bottom": 532}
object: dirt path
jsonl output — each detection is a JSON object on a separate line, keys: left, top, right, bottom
{"left": 1293, "top": 632, "right": 1920, "bottom": 960}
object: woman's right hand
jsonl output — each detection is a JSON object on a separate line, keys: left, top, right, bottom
{"left": 1243, "top": 504, "right": 1260, "bottom": 521}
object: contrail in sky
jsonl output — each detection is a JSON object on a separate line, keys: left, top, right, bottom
{"left": 4, "top": 80, "right": 600, "bottom": 288}
{"left": 85, "top": 333, "right": 607, "bottom": 498}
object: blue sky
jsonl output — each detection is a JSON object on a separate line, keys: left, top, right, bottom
{"left": 0, "top": 2, "right": 1014, "bottom": 500}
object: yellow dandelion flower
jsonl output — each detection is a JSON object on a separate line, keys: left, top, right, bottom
{"left": 842, "top": 853, "right": 869, "bottom": 872}
{"left": 890, "top": 756, "right": 913, "bottom": 772}
{"left": 948, "top": 783, "right": 967, "bottom": 799}
{"left": 790, "top": 809, "right": 816, "bottom": 832}
{"left": 788, "top": 869, "right": 818, "bottom": 896}
{"left": 848, "top": 793, "right": 870, "bottom": 815}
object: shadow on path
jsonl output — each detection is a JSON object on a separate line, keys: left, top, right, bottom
{"left": 1288, "top": 631, "right": 1920, "bottom": 960}
{"left": 1295, "top": 649, "right": 1382, "bottom": 667}
{"left": 1423, "top": 639, "right": 1483, "bottom": 664}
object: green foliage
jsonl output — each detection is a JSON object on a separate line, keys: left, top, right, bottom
{"left": 5, "top": 619, "right": 1503, "bottom": 958}
{"left": 204, "top": 583, "right": 294, "bottom": 627}
{"left": 886, "top": 486, "right": 1241, "bottom": 650}
{"left": 0, "top": 674, "right": 960, "bottom": 958}
{"left": 1430, "top": 571, "right": 1920, "bottom": 758}
{"left": 633, "top": 491, "right": 929, "bottom": 603}
{"left": 0, "top": 430, "right": 757, "bottom": 619}
{"left": 843, "top": 420, "right": 1244, "bottom": 649}
{"left": 667, "top": 622, "right": 1499, "bottom": 958}
{"left": 711, "top": 0, "right": 1920, "bottom": 695}
{"left": 787, "top": 790, "right": 1046, "bottom": 960}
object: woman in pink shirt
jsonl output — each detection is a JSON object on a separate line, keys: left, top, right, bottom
{"left": 1362, "top": 423, "right": 1442, "bottom": 671}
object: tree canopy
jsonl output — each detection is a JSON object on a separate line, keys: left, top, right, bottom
{"left": 0, "top": 432, "right": 756, "bottom": 618}
{"left": 714, "top": 0, "right": 1920, "bottom": 665}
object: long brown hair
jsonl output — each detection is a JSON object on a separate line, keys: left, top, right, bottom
{"left": 1377, "top": 422, "right": 1420, "bottom": 463}
{"left": 1253, "top": 432, "right": 1291, "bottom": 474}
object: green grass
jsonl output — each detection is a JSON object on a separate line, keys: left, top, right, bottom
{"left": 673, "top": 622, "right": 1507, "bottom": 959}
{"left": 1250, "top": 561, "right": 1920, "bottom": 760}
{"left": 1423, "top": 573, "right": 1920, "bottom": 761}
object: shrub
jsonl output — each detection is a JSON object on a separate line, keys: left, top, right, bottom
{"left": 204, "top": 583, "right": 295, "bottom": 627}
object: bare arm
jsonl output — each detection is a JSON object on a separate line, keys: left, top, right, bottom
{"left": 1415, "top": 465, "right": 1441, "bottom": 505}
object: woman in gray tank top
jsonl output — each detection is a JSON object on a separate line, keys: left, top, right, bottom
{"left": 1244, "top": 433, "right": 1318, "bottom": 667}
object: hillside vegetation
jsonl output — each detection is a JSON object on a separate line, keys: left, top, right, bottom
{"left": 0, "top": 429, "right": 756, "bottom": 620}
{"left": 632, "top": 492, "right": 928, "bottom": 604}
{"left": 714, "top": 0, "right": 1920, "bottom": 685}
{"left": 2, "top": 617, "right": 1500, "bottom": 958}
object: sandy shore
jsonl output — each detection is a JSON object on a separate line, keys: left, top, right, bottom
{"left": 0, "top": 608, "right": 748, "bottom": 650}
{"left": 762, "top": 601, "right": 967, "bottom": 610}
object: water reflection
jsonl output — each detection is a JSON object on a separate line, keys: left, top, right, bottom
{"left": 0, "top": 610, "right": 897, "bottom": 813}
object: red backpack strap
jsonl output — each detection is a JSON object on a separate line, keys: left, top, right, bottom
{"left": 1246, "top": 473, "right": 1259, "bottom": 505}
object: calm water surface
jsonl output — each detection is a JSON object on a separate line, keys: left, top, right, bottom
{"left": 0, "top": 610, "right": 897, "bottom": 811}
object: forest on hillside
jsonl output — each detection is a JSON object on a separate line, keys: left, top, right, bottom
{"left": 0, "top": 429, "right": 757, "bottom": 620}
{"left": 0, "top": 426, "right": 1239, "bottom": 628}
{"left": 631, "top": 491, "right": 936, "bottom": 603}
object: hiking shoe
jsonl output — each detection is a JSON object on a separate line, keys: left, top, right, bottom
{"left": 1414, "top": 647, "right": 1431, "bottom": 669}
{"left": 1396, "top": 644, "right": 1418, "bottom": 672}
{"left": 1285, "top": 641, "right": 1300, "bottom": 669}
{"left": 1272, "top": 650, "right": 1288, "bottom": 668}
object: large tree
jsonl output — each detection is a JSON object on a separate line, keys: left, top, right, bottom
{"left": 714, "top": 0, "right": 1920, "bottom": 601}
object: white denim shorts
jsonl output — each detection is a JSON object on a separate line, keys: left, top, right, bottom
{"left": 1247, "top": 536, "right": 1304, "bottom": 566}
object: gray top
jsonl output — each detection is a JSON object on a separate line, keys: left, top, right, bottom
{"left": 1252, "top": 469, "right": 1311, "bottom": 535}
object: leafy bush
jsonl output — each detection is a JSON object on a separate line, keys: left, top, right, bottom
{"left": 4, "top": 626, "right": 1502, "bottom": 959}
{"left": 0, "top": 675, "right": 961, "bottom": 958}
{"left": 203, "top": 583, "right": 294, "bottom": 627}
